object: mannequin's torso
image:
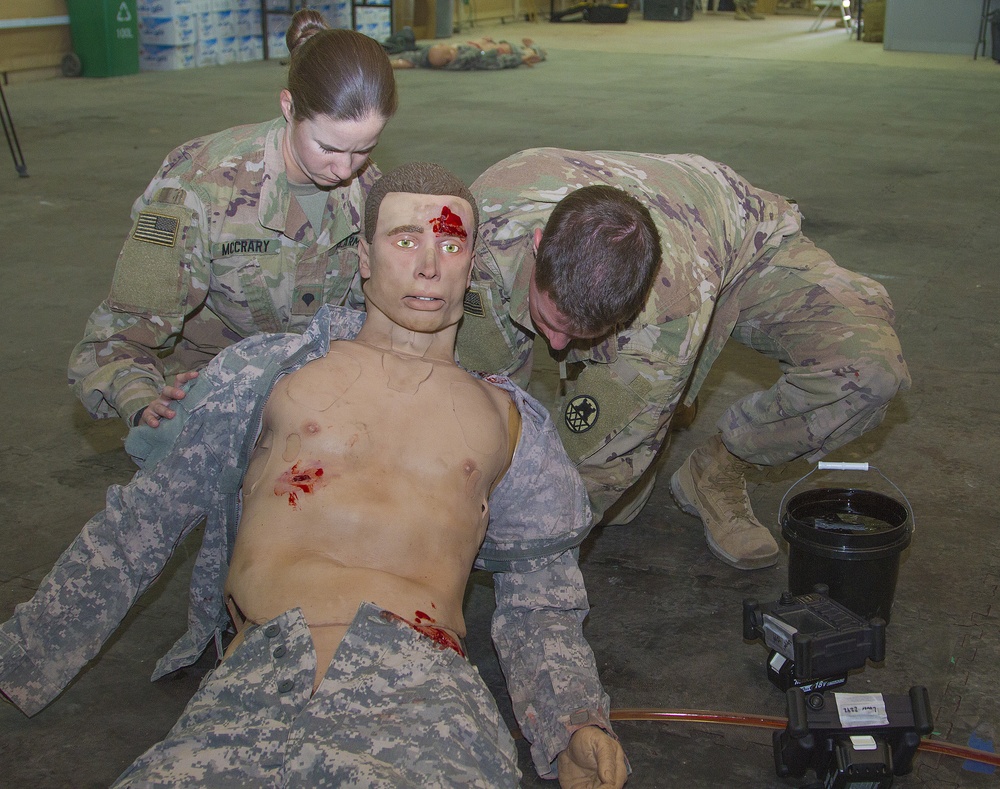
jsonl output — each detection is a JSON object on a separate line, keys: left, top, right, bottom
{"left": 224, "top": 338, "right": 518, "bottom": 689}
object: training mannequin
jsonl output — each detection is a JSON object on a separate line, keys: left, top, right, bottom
{"left": 1, "top": 163, "right": 626, "bottom": 788}
{"left": 389, "top": 37, "right": 545, "bottom": 70}
{"left": 222, "top": 187, "right": 519, "bottom": 692}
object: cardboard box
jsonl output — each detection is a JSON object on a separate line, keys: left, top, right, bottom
{"left": 138, "top": 0, "right": 195, "bottom": 16}
{"left": 236, "top": 8, "right": 262, "bottom": 36}
{"left": 267, "top": 29, "right": 289, "bottom": 57}
{"left": 354, "top": 6, "right": 391, "bottom": 41}
{"left": 195, "top": 35, "right": 217, "bottom": 65}
{"left": 196, "top": 10, "right": 217, "bottom": 38}
{"left": 217, "top": 35, "right": 237, "bottom": 63}
{"left": 215, "top": 9, "right": 235, "bottom": 37}
{"left": 327, "top": 1, "right": 352, "bottom": 28}
{"left": 237, "top": 34, "right": 263, "bottom": 61}
{"left": 139, "top": 42, "right": 196, "bottom": 70}
{"left": 139, "top": 14, "right": 198, "bottom": 45}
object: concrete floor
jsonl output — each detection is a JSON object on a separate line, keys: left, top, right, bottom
{"left": 1, "top": 12, "right": 999, "bottom": 787}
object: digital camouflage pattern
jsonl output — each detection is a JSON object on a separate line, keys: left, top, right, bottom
{"left": 68, "top": 117, "right": 380, "bottom": 423}
{"left": 3, "top": 305, "right": 613, "bottom": 778}
{"left": 456, "top": 149, "right": 910, "bottom": 521}
{"left": 112, "top": 605, "right": 520, "bottom": 788}
{"left": 391, "top": 42, "right": 544, "bottom": 70}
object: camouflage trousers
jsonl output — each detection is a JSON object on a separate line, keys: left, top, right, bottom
{"left": 719, "top": 236, "right": 911, "bottom": 466}
{"left": 112, "top": 604, "right": 520, "bottom": 788}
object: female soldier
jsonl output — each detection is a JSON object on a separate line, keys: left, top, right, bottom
{"left": 69, "top": 10, "right": 398, "bottom": 428}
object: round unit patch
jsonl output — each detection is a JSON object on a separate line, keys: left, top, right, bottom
{"left": 565, "top": 395, "right": 600, "bottom": 434}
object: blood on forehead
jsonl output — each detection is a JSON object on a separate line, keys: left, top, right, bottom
{"left": 429, "top": 206, "right": 467, "bottom": 240}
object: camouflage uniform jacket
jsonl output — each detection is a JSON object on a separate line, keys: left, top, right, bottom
{"left": 2, "top": 305, "right": 612, "bottom": 777}
{"left": 68, "top": 116, "right": 379, "bottom": 424}
{"left": 456, "top": 148, "right": 804, "bottom": 519}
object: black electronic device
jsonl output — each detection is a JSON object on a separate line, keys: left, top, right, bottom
{"left": 550, "top": 1, "right": 629, "bottom": 22}
{"left": 743, "top": 586, "right": 885, "bottom": 692}
{"left": 642, "top": 0, "right": 694, "bottom": 20}
{"left": 774, "top": 685, "right": 933, "bottom": 788}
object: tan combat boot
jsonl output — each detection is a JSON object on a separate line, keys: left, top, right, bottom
{"left": 669, "top": 434, "right": 779, "bottom": 569}
{"left": 734, "top": 8, "right": 752, "bottom": 18}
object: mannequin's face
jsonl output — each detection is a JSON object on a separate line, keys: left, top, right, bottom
{"left": 359, "top": 192, "right": 475, "bottom": 334}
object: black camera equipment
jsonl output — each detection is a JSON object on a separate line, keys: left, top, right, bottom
{"left": 774, "top": 685, "right": 933, "bottom": 788}
{"left": 743, "top": 586, "right": 885, "bottom": 693}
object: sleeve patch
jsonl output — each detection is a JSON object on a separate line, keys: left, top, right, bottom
{"left": 132, "top": 211, "right": 180, "bottom": 247}
{"left": 463, "top": 290, "right": 487, "bottom": 317}
{"left": 109, "top": 203, "right": 193, "bottom": 315}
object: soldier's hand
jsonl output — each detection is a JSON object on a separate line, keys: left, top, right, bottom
{"left": 557, "top": 726, "right": 628, "bottom": 789}
{"left": 139, "top": 371, "right": 199, "bottom": 428}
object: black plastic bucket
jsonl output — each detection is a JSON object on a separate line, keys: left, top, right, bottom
{"left": 782, "top": 487, "right": 911, "bottom": 623}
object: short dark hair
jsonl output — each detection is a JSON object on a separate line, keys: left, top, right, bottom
{"left": 364, "top": 162, "right": 479, "bottom": 242}
{"left": 286, "top": 10, "right": 398, "bottom": 122}
{"left": 534, "top": 185, "right": 661, "bottom": 335}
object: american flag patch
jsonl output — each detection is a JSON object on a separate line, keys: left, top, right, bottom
{"left": 463, "top": 291, "right": 486, "bottom": 317}
{"left": 132, "top": 211, "right": 179, "bottom": 247}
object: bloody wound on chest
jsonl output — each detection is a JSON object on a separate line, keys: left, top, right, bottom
{"left": 274, "top": 461, "right": 326, "bottom": 507}
{"left": 429, "top": 206, "right": 467, "bottom": 240}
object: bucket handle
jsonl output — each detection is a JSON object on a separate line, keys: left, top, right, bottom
{"left": 778, "top": 461, "right": 915, "bottom": 532}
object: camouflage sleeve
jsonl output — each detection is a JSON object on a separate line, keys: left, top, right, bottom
{"left": 68, "top": 168, "right": 211, "bottom": 422}
{"left": 0, "top": 410, "right": 227, "bottom": 716}
{"left": 391, "top": 48, "right": 430, "bottom": 67}
{"left": 485, "top": 382, "right": 615, "bottom": 778}
{"left": 560, "top": 315, "right": 700, "bottom": 522}
{"left": 566, "top": 376, "right": 684, "bottom": 523}
{"left": 491, "top": 550, "right": 615, "bottom": 779}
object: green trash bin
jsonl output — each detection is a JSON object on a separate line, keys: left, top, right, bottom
{"left": 64, "top": 0, "right": 140, "bottom": 77}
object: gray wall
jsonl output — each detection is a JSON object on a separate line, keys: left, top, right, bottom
{"left": 884, "top": 0, "right": 990, "bottom": 56}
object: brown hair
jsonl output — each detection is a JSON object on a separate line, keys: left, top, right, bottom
{"left": 285, "top": 10, "right": 398, "bottom": 122}
{"left": 535, "top": 185, "right": 661, "bottom": 335}
{"left": 363, "top": 162, "right": 478, "bottom": 242}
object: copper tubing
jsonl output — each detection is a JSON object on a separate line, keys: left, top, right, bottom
{"left": 610, "top": 708, "right": 1000, "bottom": 768}
{"left": 612, "top": 708, "right": 786, "bottom": 730}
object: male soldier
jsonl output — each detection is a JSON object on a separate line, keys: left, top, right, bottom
{"left": 1, "top": 163, "right": 626, "bottom": 787}
{"left": 456, "top": 148, "right": 909, "bottom": 570}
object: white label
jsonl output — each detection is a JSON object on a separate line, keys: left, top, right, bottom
{"left": 834, "top": 693, "right": 889, "bottom": 728}
{"left": 850, "top": 735, "right": 879, "bottom": 751}
{"left": 762, "top": 615, "right": 796, "bottom": 659}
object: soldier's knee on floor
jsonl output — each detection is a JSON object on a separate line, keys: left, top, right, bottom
{"left": 853, "top": 361, "right": 909, "bottom": 408}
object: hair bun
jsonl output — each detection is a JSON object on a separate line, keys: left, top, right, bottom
{"left": 286, "top": 9, "right": 330, "bottom": 55}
